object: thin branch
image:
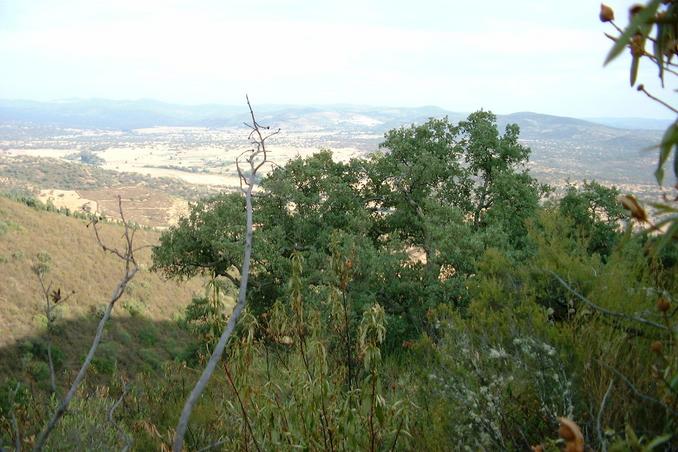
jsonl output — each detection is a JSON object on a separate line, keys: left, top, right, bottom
{"left": 223, "top": 363, "right": 261, "bottom": 452}
{"left": 173, "top": 96, "right": 276, "bottom": 451}
{"left": 132, "top": 244, "right": 153, "bottom": 253}
{"left": 36, "top": 272, "right": 58, "bottom": 396}
{"left": 596, "top": 379, "right": 614, "bottom": 452}
{"left": 35, "top": 272, "right": 75, "bottom": 397}
{"left": 599, "top": 361, "right": 678, "bottom": 416}
{"left": 547, "top": 270, "right": 669, "bottom": 331}
{"left": 637, "top": 84, "right": 678, "bottom": 114}
{"left": 33, "top": 196, "right": 138, "bottom": 451}
{"left": 108, "top": 383, "right": 132, "bottom": 452}
{"left": 603, "top": 31, "right": 678, "bottom": 77}
{"left": 196, "top": 438, "right": 227, "bottom": 452}
{"left": 608, "top": 20, "right": 624, "bottom": 36}
{"left": 388, "top": 416, "right": 405, "bottom": 452}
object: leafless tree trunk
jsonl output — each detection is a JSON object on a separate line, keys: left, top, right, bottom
{"left": 33, "top": 197, "right": 139, "bottom": 451}
{"left": 172, "top": 96, "right": 278, "bottom": 451}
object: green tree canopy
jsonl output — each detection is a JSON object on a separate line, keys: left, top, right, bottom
{"left": 152, "top": 110, "right": 544, "bottom": 346}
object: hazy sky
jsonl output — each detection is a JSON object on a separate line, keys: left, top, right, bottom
{"left": 0, "top": 0, "right": 675, "bottom": 118}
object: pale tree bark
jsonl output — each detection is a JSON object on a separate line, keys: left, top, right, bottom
{"left": 172, "top": 96, "right": 278, "bottom": 451}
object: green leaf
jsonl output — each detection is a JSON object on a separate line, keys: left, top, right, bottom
{"left": 630, "top": 55, "right": 641, "bottom": 86}
{"left": 652, "top": 220, "right": 678, "bottom": 256}
{"left": 653, "top": 22, "right": 665, "bottom": 84}
{"left": 605, "top": 0, "right": 662, "bottom": 66}
{"left": 651, "top": 214, "right": 678, "bottom": 231}
{"left": 645, "top": 434, "right": 673, "bottom": 450}
{"left": 625, "top": 424, "right": 641, "bottom": 447}
{"left": 656, "top": 121, "right": 678, "bottom": 184}
{"left": 648, "top": 202, "right": 678, "bottom": 214}
{"left": 670, "top": 374, "right": 678, "bottom": 392}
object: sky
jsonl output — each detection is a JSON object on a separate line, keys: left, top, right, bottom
{"left": 0, "top": 0, "right": 675, "bottom": 119}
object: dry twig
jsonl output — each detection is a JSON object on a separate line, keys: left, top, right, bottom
{"left": 33, "top": 196, "right": 139, "bottom": 451}
{"left": 108, "top": 383, "right": 132, "bottom": 452}
{"left": 547, "top": 270, "right": 670, "bottom": 332}
{"left": 34, "top": 272, "right": 74, "bottom": 396}
{"left": 596, "top": 379, "right": 614, "bottom": 452}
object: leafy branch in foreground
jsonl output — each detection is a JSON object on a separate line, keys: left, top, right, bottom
{"left": 33, "top": 196, "right": 139, "bottom": 451}
{"left": 601, "top": 1, "right": 678, "bottom": 185}
{"left": 172, "top": 96, "right": 279, "bottom": 451}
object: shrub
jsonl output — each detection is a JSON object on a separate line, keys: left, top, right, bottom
{"left": 91, "top": 355, "right": 117, "bottom": 376}
{"left": 46, "top": 389, "right": 129, "bottom": 450}
{"left": 139, "top": 348, "right": 162, "bottom": 371}
{"left": 122, "top": 298, "right": 146, "bottom": 317}
{"left": 138, "top": 328, "right": 157, "bottom": 347}
{"left": 28, "top": 361, "right": 51, "bottom": 382}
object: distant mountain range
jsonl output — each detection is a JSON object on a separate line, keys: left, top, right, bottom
{"left": 0, "top": 98, "right": 672, "bottom": 186}
{"left": 583, "top": 117, "right": 673, "bottom": 131}
{"left": 0, "top": 98, "right": 670, "bottom": 133}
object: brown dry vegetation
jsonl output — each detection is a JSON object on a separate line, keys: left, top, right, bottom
{"left": 77, "top": 186, "right": 188, "bottom": 227}
{"left": 0, "top": 196, "right": 205, "bottom": 378}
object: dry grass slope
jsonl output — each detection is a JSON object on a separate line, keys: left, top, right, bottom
{"left": 0, "top": 196, "right": 205, "bottom": 379}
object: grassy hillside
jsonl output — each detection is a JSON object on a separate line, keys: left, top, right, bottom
{"left": 0, "top": 195, "right": 207, "bottom": 381}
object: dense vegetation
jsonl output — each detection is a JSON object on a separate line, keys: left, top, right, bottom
{"left": 1, "top": 108, "right": 676, "bottom": 451}
{"left": 2, "top": 1, "right": 678, "bottom": 449}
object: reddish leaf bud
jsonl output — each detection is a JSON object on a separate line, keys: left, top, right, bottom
{"left": 600, "top": 4, "right": 615, "bottom": 22}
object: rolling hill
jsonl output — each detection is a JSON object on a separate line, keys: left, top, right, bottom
{"left": 0, "top": 195, "right": 210, "bottom": 382}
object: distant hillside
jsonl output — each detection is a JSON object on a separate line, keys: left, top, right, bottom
{"left": 585, "top": 116, "right": 674, "bottom": 130}
{"left": 0, "top": 98, "right": 663, "bottom": 144}
{"left": 0, "top": 98, "right": 671, "bottom": 187}
{"left": 500, "top": 111, "right": 661, "bottom": 149}
{"left": 0, "top": 99, "right": 461, "bottom": 131}
{"left": 0, "top": 196, "right": 209, "bottom": 380}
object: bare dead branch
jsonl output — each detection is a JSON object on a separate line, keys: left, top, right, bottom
{"left": 35, "top": 272, "right": 58, "bottom": 396}
{"left": 196, "top": 438, "right": 227, "bottom": 452}
{"left": 108, "top": 383, "right": 132, "bottom": 452}
{"left": 33, "top": 196, "right": 139, "bottom": 451}
{"left": 547, "top": 270, "right": 669, "bottom": 331}
{"left": 598, "top": 361, "right": 678, "bottom": 416}
{"left": 173, "top": 96, "right": 277, "bottom": 451}
{"left": 35, "top": 270, "right": 74, "bottom": 396}
{"left": 596, "top": 379, "right": 614, "bottom": 452}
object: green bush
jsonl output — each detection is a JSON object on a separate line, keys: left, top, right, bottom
{"left": 46, "top": 392, "right": 129, "bottom": 450}
{"left": 122, "top": 298, "right": 146, "bottom": 317}
{"left": 0, "top": 219, "right": 20, "bottom": 237}
{"left": 138, "top": 328, "right": 157, "bottom": 347}
{"left": 91, "top": 355, "right": 117, "bottom": 376}
{"left": 116, "top": 327, "right": 133, "bottom": 345}
{"left": 32, "top": 314, "right": 49, "bottom": 331}
{"left": 139, "top": 348, "right": 162, "bottom": 371}
{"left": 28, "top": 361, "right": 50, "bottom": 382}
{"left": 89, "top": 303, "right": 108, "bottom": 320}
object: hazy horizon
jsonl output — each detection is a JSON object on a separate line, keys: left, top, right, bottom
{"left": 1, "top": 0, "right": 676, "bottom": 120}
